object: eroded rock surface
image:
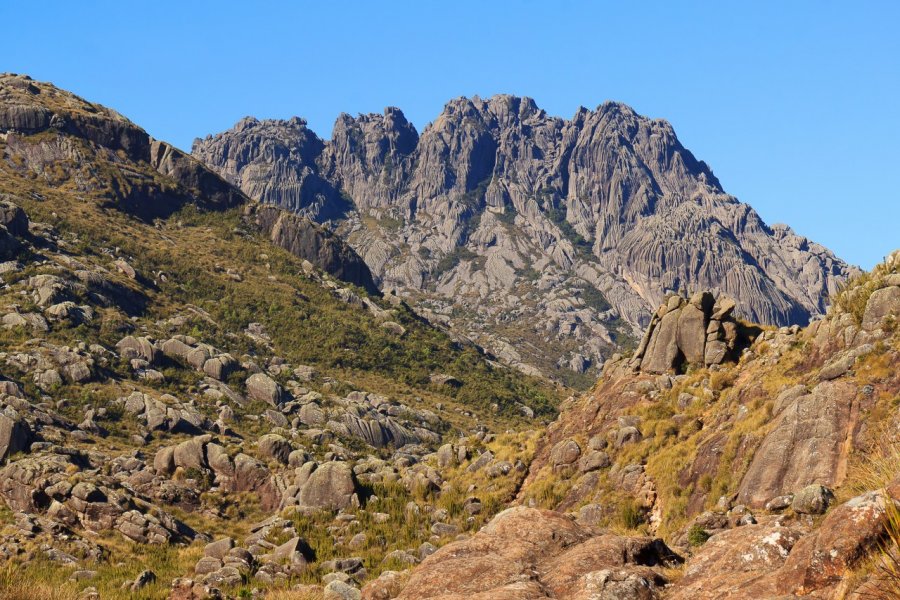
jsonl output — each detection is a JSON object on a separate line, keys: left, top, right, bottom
{"left": 369, "top": 506, "right": 679, "bottom": 600}
{"left": 195, "top": 98, "right": 855, "bottom": 381}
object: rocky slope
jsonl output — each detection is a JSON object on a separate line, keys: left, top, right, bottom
{"left": 0, "top": 74, "right": 559, "bottom": 600}
{"left": 193, "top": 97, "right": 855, "bottom": 385}
{"left": 372, "top": 252, "right": 899, "bottom": 599}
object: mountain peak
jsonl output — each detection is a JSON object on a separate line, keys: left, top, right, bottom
{"left": 193, "top": 95, "right": 855, "bottom": 384}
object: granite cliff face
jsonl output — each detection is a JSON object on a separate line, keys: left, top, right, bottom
{"left": 194, "top": 96, "right": 854, "bottom": 384}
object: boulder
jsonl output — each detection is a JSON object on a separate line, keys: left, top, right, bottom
{"left": 160, "top": 338, "right": 193, "bottom": 361}
{"left": 203, "top": 355, "right": 237, "bottom": 381}
{"left": 128, "top": 570, "right": 156, "bottom": 591}
{"left": 115, "top": 336, "right": 156, "bottom": 363}
{"left": 549, "top": 439, "right": 581, "bottom": 467}
{"left": 736, "top": 382, "right": 855, "bottom": 508}
{"left": 204, "top": 538, "right": 235, "bottom": 560}
{"left": 269, "top": 536, "right": 309, "bottom": 566}
{"left": 194, "top": 556, "right": 222, "bottom": 575}
{"left": 578, "top": 450, "right": 611, "bottom": 472}
{"left": 173, "top": 437, "right": 209, "bottom": 471}
{"left": 0, "top": 200, "right": 28, "bottom": 237}
{"left": 640, "top": 310, "right": 681, "bottom": 373}
{"left": 791, "top": 484, "right": 834, "bottom": 515}
{"left": 297, "top": 462, "right": 358, "bottom": 510}
{"left": 436, "top": 444, "right": 455, "bottom": 468}
{"left": 246, "top": 373, "right": 285, "bottom": 406}
{"left": 862, "top": 285, "right": 900, "bottom": 329}
{"left": 325, "top": 580, "right": 362, "bottom": 600}
{"left": 257, "top": 434, "right": 292, "bottom": 464}
{"left": 676, "top": 302, "right": 708, "bottom": 364}
{"left": 636, "top": 292, "right": 745, "bottom": 373}
{"left": 0, "top": 226, "right": 19, "bottom": 260}
{"left": 0, "top": 414, "right": 32, "bottom": 461}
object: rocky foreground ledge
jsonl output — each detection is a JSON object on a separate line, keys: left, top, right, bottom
{"left": 365, "top": 253, "right": 900, "bottom": 600}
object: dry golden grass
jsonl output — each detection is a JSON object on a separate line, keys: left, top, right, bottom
{"left": 0, "top": 564, "right": 78, "bottom": 600}
{"left": 263, "top": 589, "right": 324, "bottom": 600}
{"left": 843, "top": 428, "right": 900, "bottom": 598}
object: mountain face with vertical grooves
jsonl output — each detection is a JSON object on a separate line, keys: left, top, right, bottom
{"left": 193, "top": 95, "right": 855, "bottom": 385}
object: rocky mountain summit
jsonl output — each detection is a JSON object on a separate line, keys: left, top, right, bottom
{"left": 194, "top": 96, "right": 855, "bottom": 384}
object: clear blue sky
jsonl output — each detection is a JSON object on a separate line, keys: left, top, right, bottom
{"left": 3, "top": 1, "right": 897, "bottom": 268}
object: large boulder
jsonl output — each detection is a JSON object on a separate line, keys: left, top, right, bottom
{"left": 675, "top": 295, "right": 711, "bottom": 364}
{"left": 0, "top": 226, "right": 20, "bottom": 260}
{"left": 549, "top": 439, "right": 581, "bottom": 467}
{"left": 173, "top": 436, "right": 210, "bottom": 471}
{"left": 297, "top": 462, "right": 358, "bottom": 510}
{"left": 736, "top": 381, "right": 855, "bottom": 508}
{"left": 0, "top": 413, "right": 32, "bottom": 461}
{"left": 245, "top": 373, "right": 285, "bottom": 406}
{"left": 370, "top": 506, "right": 678, "bottom": 600}
{"left": 249, "top": 205, "right": 379, "bottom": 295}
{"left": 791, "top": 484, "right": 834, "bottom": 515}
{"left": 862, "top": 285, "right": 900, "bottom": 330}
{"left": 640, "top": 309, "right": 681, "bottom": 373}
{"left": 634, "top": 291, "right": 745, "bottom": 373}
{"left": 257, "top": 434, "right": 292, "bottom": 464}
{"left": 116, "top": 336, "right": 157, "bottom": 363}
{"left": 0, "top": 199, "right": 28, "bottom": 237}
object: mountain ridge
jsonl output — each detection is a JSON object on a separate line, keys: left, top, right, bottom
{"left": 194, "top": 95, "right": 855, "bottom": 384}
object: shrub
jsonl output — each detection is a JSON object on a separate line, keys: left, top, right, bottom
{"left": 688, "top": 524, "right": 710, "bottom": 547}
{"left": 619, "top": 498, "right": 644, "bottom": 530}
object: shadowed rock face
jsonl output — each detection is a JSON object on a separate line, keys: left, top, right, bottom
{"left": 0, "top": 73, "right": 376, "bottom": 294}
{"left": 194, "top": 96, "right": 855, "bottom": 381}
{"left": 0, "top": 74, "right": 244, "bottom": 219}
{"left": 249, "top": 205, "right": 379, "bottom": 294}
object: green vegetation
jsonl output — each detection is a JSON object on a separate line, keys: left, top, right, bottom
{"left": 578, "top": 284, "right": 611, "bottom": 313}
{"left": 547, "top": 204, "right": 591, "bottom": 251}
{"left": 434, "top": 245, "right": 477, "bottom": 277}
{"left": 687, "top": 524, "right": 710, "bottom": 547}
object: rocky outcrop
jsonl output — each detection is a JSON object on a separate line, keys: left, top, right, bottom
{"left": 667, "top": 490, "right": 898, "bottom": 599}
{"left": 369, "top": 506, "right": 679, "bottom": 600}
{"left": 248, "top": 204, "right": 378, "bottom": 294}
{"left": 148, "top": 139, "right": 246, "bottom": 210}
{"left": 192, "top": 116, "right": 345, "bottom": 220}
{"left": 195, "top": 96, "right": 855, "bottom": 382}
{"left": 0, "top": 73, "right": 242, "bottom": 219}
{"left": 290, "top": 461, "right": 359, "bottom": 510}
{"left": 516, "top": 250, "right": 899, "bottom": 592}
{"left": 629, "top": 291, "right": 747, "bottom": 373}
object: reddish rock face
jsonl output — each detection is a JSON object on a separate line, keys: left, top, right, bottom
{"left": 369, "top": 506, "right": 679, "bottom": 600}
{"left": 667, "top": 520, "right": 805, "bottom": 599}
{"left": 776, "top": 491, "right": 892, "bottom": 595}
{"left": 736, "top": 380, "right": 860, "bottom": 508}
{"left": 668, "top": 491, "right": 898, "bottom": 599}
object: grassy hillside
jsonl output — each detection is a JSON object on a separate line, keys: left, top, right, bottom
{"left": 0, "top": 75, "right": 561, "bottom": 598}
